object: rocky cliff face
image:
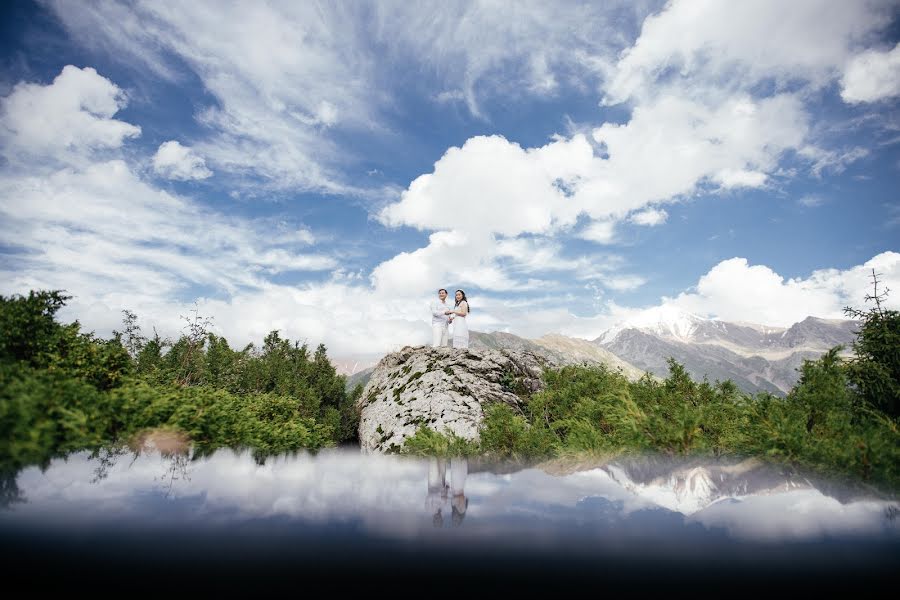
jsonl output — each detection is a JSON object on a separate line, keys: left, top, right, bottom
{"left": 358, "top": 345, "right": 548, "bottom": 453}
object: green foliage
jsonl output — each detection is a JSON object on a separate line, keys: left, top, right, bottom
{"left": 0, "top": 362, "right": 108, "bottom": 471}
{"left": 0, "top": 291, "right": 131, "bottom": 390}
{"left": 401, "top": 425, "right": 478, "bottom": 457}
{"left": 106, "top": 381, "right": 334, "bottom": 456}
{"left": 0, "top": 290, "right": 70, "bottom": 367}
{"left": 744, "top": 348, "right": 899, "bottom": 486}
{"left": 843, "top": 270, "right": 900, "bottom": 419}
{"left": 0, "top": 290, "right": 358, "bottom": 476}
{"left": 408, "top": 353, "right": 898, "bottom": 490}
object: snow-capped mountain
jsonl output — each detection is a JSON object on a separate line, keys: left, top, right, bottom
{"left": 595, "top": 305, "right": 715, "bottom": 345}
{"left": 593, "top": 310, "right": 857, "bottom": 394}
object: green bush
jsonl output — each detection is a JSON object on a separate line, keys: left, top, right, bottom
{"left": 406, "top": 353, "right": 899, "bottom": 490}
{"left": 402, "top": 425, "right": 478, "bottom": 457}
{"left": 843, "top": 270, "right": 900, "bottom": 419}
{"left": 0, "top": 290, "right": 358, "bottom": 474}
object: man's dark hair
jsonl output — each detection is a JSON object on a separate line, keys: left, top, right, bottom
{"left": 438, "top": 288, "right": 448, "bottom": 294}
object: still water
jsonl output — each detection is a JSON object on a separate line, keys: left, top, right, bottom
{"left": 1, "top": 442, "right": 897, "bottom": 587}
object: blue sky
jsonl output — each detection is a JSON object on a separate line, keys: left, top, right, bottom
{"left": 1, "top": 0, "right": 899, "bottom": 361}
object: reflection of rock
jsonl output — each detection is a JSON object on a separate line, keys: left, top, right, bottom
{"left": 358, "top": 346, "right": 548, "bottom": 453}
{"left": 599, "top": 456, "right": 815, "bottom": 515}
{"left": 129, "top": 428, "right": 191, "bottom": 456}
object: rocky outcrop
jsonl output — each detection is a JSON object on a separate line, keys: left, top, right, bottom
{"left": 358, "top": 345, "right": 549, "bottom": 453}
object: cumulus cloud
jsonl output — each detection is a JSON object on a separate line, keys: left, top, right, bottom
{"left": 152, "top": 141, "right": 212, "bottom": 180}
{"left": 0, "top": 65, "right": 140, "bottom": 165}
{"left": 657, "top": 252, "right": 900, "bottom": 327}
{"left": 841, "top": 42, "right": 900, "bottom": 104}
{"left": 376, "top": 90, "right": 810, "bottom": 298}
{"left": 370, "top": 0, "right": 897, "bottom": 308}
{"left": 379, "top": 135, "right": 588, "bottom": 236}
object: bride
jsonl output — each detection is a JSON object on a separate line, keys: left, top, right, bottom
{"left": 445, "top": 289, "right": 470, "bottom": 349}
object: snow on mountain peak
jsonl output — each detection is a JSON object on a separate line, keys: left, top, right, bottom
{"left": 597, "top": 305, "right": 710, "bottom": 344}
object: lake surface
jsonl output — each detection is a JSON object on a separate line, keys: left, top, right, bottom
{"left": 2, "top": 444, "right": 897, "bottom": 589}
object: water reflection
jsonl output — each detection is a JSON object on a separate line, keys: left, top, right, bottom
{"left": 426, "top": 457, "right": 468, "bottom": 527}
{"left": 1, "top": 447, "right": 897, "bottom": 548}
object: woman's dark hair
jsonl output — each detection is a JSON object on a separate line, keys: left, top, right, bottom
{"left": 454, "top": 289, "right": 470, "bottom": 313}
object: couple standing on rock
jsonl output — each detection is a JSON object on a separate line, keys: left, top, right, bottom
{"left": 430, "top": 288, "right": 470, "bottom": 349}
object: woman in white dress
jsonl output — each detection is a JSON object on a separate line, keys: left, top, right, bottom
{"left": 446, "top": 289, "right": 470, "bottom": 349}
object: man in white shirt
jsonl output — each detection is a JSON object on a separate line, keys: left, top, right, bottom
{"left": 429, "top": 288, "right": 452, "bottom": 347}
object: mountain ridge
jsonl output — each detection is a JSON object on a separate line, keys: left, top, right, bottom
{"left": 343, "top": 314, "right": 857, "bottom": 395}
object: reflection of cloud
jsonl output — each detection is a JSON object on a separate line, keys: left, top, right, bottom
{"left": 4, "top": 450, "right": 897, "bottom": 546}
{"left": 690, "top": 491, "right": 897, "bottom": 541}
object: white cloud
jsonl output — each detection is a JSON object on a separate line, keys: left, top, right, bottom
{"left": 629, "top": 208, "right": 667, "bottom": 226}
{"left": 579, "top": 220, "right": 617, "bottom": 244}
{"left": 0, "top": 63, "right": 339, "bottom": 350}
{"left": 152, "top": 141, "right": 212, "bottom": 181}
{"left": 379, "top": 134, "right": 589, "bottom": 236}
{"left": 371, "top": 1, "right": 635, "bottom": 117}
{"left": 379, "top": 90, "right": 810, "bottom": 280}
{"left": 0, "top": 159, "right": 336, "bottom": 294}
{"left": 798, "top": 194, "right": 824, "bottom": 208}
{"left": 713, "top": 169, "right": 767, "bottom": 189}
{"left": 46, "top": 1, "right": 381, "bottom": 193}
{"left": 0, "top": 65, "right": 140, "bottom": 166}
{"left": 841, "top": 42, "right": 900, "bottom": 104}
{"left": 603, "top": 0, "right": 891, "bottom": 105}
{"left": 605, "top": 275, "right": 647, "bottom": 292}
{"left": 496, "top": 252, "right": 900, "bottom": 341}
{"left": 659, "top": 252, "right": 900, "bottom": 327}
{"left": 369, "top": 1, "right": 897, "bottom": 305}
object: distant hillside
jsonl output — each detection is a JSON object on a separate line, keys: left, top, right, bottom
{"left": 345, "top": 366, "right": 376, "bottom": 391}
{"left": 471, "top": 331, "right": 649, "bottom": 381}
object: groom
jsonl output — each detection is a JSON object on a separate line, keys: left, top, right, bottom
{"left": 430, "top": 288, "right": 452, "bottom": 347}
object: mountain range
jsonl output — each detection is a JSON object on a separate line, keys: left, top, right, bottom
{"left": 344, "top": 309, "right": 858, "bottom": 396}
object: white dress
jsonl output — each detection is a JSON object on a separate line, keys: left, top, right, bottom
{"left": 451, "top": 301, "right": 469, "bottom": 349}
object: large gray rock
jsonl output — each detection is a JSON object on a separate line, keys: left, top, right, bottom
{"left": 358, "top": 345, "right": 548, "bottom": 453}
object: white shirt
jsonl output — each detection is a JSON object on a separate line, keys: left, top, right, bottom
{"left": 430, "top": 298, "right": 452, "bottom": 326}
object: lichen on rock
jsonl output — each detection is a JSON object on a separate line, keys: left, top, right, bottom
{"left": 357, "top": 345, "right": 549, "bottom": 453}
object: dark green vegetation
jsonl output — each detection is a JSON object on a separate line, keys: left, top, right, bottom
{"left": 0, "top": 291, "right": 364, "bottom": 479}
{"left": 404, "top": 273, "right": 900, "bottom": 492}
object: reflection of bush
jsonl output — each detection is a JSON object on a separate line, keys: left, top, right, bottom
{"left": 0, "top": 290, "right": 363, "bottom": 478}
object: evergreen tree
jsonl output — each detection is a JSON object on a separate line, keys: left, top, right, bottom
{"left": 844, "top": 269, "right": 900, "bottom": 419}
